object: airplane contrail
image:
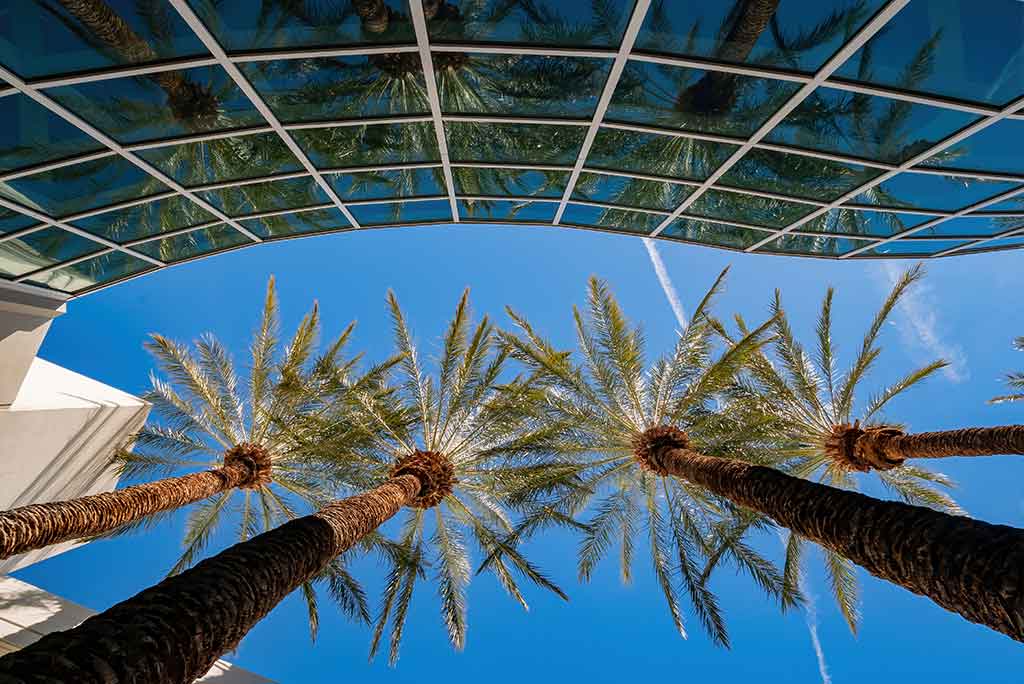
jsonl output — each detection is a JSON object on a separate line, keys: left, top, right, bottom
{"left": 642, "top": 238, "right": 686, "bottom": 329}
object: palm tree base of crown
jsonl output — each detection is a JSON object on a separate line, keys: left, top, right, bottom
{"left": 390, "top": 450, "right": 456, "bottom": 508}
{"left": 825, "top": 421, "right": 906, "bottom": 472}
{"left": 634, "top": 425, "right": 692, "bottom": 476}
{"left": 223, "top": 443, "right": 274, "bottom": 489}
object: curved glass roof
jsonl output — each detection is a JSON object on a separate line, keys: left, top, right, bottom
{"left": 0, "top": 0, "right": 1022, "bottom": 296}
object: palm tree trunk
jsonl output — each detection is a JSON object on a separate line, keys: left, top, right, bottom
{"left": 0, "top": 462, "right": 254, "bottom": 560}
{"left": 828, "top": 423, "right": 1024, "bottom": 471}
{"left": 646, "top": 444, "right": 1024, "bottom": 641}
{"left": 0, "top": 475, "right": 420, "bottom": 683}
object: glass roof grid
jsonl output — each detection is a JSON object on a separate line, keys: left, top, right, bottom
{"left": 946, "top": 234, "right": 1024, "bottom": 257}
{"left": 916, "top": 118, "right": 1024, "bottom": 176}
{"left": 292, "top": 121, "right": 441, "bottom": 168}
{"left": 911, "top": 215, "right": 1024, "bottom": 240}
{"left": 585, "top": 127, "right": 740, "bottom": 183}
{"left": 69, "top": 195, "right": 216, "bottom": 244}
{"left": 328, "top": 167, "right": 447, "bottom": 202}
{"left": 660, "top": 216, "right": 774, "bottom": 250}
{"left": 561, "top": 203, "right": 663, "bottom": 235}
{"left": 445, "top": 121, "right": 587, "bottom": 165}
{"left": 860, "top": 238, "right": 973, "bottom": 257}
{"left": 684, "top": 188, "right": 816, "bottom": 229}
{"left": 0, "top": 94, "right": 106, "bottom": 175}
{"left": 458, "top": 199, "right": 559, "bottom": 223}
{"left": 132, "top": 222, "right": 253, "bottom": 262}
{"left": 757, "top": 232, "right": 870, "bottom": 257}
{"left": 0, "top": 207, "right": 41, "bottom": 236}
{"left": 239, "top": 207, "right": 351, "bottom": 240}
{"left": 25, "top": 249, "right": 155, "bottom": 293}
{"left": 196, "top": 176, "right": 331, "bottom": 217}
{"left": 348, "top": 198, "right": 453, "bottom": 225}
{"left": 797, "top": 207, "right": 933, "bottom": 238}
{"left": 0, "top": 226, "right": 106, "bottom": 278}
{"left": 453, "top": 167, "right": 570, "bottom": 198}
{"left": 571, "top": 171, "right": 694, "bottom": 212}
{"left": 840, "top": 170, "right": 1024, "bottom": 212}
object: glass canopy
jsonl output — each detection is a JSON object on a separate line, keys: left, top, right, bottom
{"left": 0, "top": 0, "right": 1021, "bottom": 296}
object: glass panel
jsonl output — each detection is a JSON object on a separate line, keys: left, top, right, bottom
{"left": 0, "top": 208, "right": 37, "bottom": 235}
{"left": 765, "top": 87, "right": 978, "bottom": 164}
{"left": 636, "top": 0, "right": 885, "bottom": 73}
{"left": 686, "top": 189, "right": 813, "bottom": 228}
{"left": 572, "top": 172, "right": 692, "bottom": 211}
{"left": 72, "top": 196, "right": 213, "bottom": 243}
{"left": 977, "top": 194, "right": 1024, "bottom": 213}
{"left": 848, "top": 172, "right": 1021, "bottom": 211}
{"left": 961, "top": 236, "right": 1024, "bottom": 254}
{"left": 561, "top": 204, "right": 662, "bottom": 234}
{"left": 427, "top": 0, "right": 632, "bottom": 48}
{"left": 920, "top": 119, "right": 1024, "bottom": 175}
{"left": 27, "top": 250, "right": 153, "bottom": 293}
{"left": 293, "top": 123, "right": 439, "bottom": 168}
{"left": 661, "top": 217, "right": 772, "bottom": 250}
{"left": 587, "top": 128, "right": 737, "bottom": 182}
{"left": 0, "top": 1, "right": 207, "bottom": 79}
{"left": 349, "top": 199, "right": 453, "bottom": 226}
{"left": 133, "top": 223, "right": 252, "bottom": 262}
{"left": 0, "top": 227, "right": 103, "bottom": 277}
{"left": 720, "top": 148, "right": 882, "bottom": 201}
{"left": 446, "top": 122, "right": 585, "bottom": 165}
{"left": 607, "top": 61, "right": 801, "bottom": 136}
{"left": 0, "top": 95, "right": 104, "bottom": 173}
{"left": 437, "top": 54, "right": 611, "bottom": 118}
{"left": 453, "top": 168, "right": 569, "bottom": 198}
{"left": 835, "top": 1, "right": 1024, "bottom": 106}
{"left": 197, "top": 177, "right": 330, "bottom": 216}
{"left": 761, "top": 233, "right": 864, "bottom": 256}
{"left": 137, "top": 132, "right": 305, "bottom": 187}
{"left": 801, "top": 208, "right": 931, "bottom": 238}
{"left": 0, "top": 156, "right": 168, "bottom": 217}
{"left": 458, "top": 199, "right": 557, "bottom": 222}
{"left": 189, "top": 0, "right": 415, "bottom": 51}
{"left": 48, "top": 66, "right": 264, "bottom": 144}
{"left": 241, "top": 57, "right": 429, "bottom": 124}
{"left": 864, "top": 239, "right": 970, "bottom": 257}
{"left": 241, "top": 208, "right": 351, "bottom": 239}
{"left": 914, "top": 216, "right": 1024, "bottom": 238}
{"left": 328, "top": 168, "right": 445, "bottom": 201}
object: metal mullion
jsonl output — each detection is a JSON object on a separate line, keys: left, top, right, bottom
{"left": 822, "top": 78, "right": 1000, "bottom": 118}
{"left": 450, "top": 162, "right": 573, "bottom": 172}
{"left": 235, "top": 203, "right": 336, "bottom": 221}
{"left": 168, "top": 0, "right": 363, "bottom": 231}
{"left": 553, "top": 0, "right": 653, "bottom": 225}
{"left": 230, "top": 45, "right": 419, "bottom": 62}
{"left": 28, "top": 57, "right": 220, "bottom": 90}
{"left": 430, "top": 44, "right": 617, "bottom": 59}
{"left": 630, "top": 52, "right": 813, "bottom": 84}
{"left": 444, "top": 114, "right": 591, "bottom": 127}
{"left": 124, "top": 125, "right": 275, "bottom": 151}
{"left": 838, "top": 203, "right": 952, "bottom": 217}
{"left": 122, "top": 219, "right": 222, "bottom": 247}
{"left": 936, "top": 225, "right": 1024, "bottom": 257}
{"left": 346, "top": 195, "right": 449, "bottom": 207}
{"left": 652, "top": 0, "right": 911, "bottom": 238}
{"left": 675, "top": 214, "right": 777, "bottom": 234}
{"left": 0, "top": 150, "right": 117, "bottom": 183}
{"left": 322, "top": 161, "right": 443, "bottom": 174}
{"left": 582, "top": 166, "right": 702, "bottom": 188}
{"left": 456, "top": 195, "right": 560, "bottom": 203}
{"left": 600, "top": 120, "right": 745, "bottom": 146}
{"left": 410, "top": 2, "right": 460, "bottom": 222}
{"left": 15, "top": 247, "right": 118, "bottom": 283}
{"left": 60, "top": 191, "right": 180, "bottom": 224}
{"left": 751, "top": 142, "right": 897, "bottom": 170}
{"left": 0, "top": 223, "right": 47, "bottom": 244}
{"left": 570, "top": 198, "right": 670, "bottom": 216}
{"left": 905, "top": 166, "right": 1024, "bottom": 183}
{"left": 284, "top": 115, "right": 433, "bottom": 131}
{"left": 0, "top": 65, "right": 263, "bottom": 244}
{"left": 192, "top": 170, "right": 313, "bottom": 193}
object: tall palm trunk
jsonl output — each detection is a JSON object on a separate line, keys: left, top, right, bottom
{"left": 828, "top": 423, "right": 1024, "bottom": 471}
{"left": 638, "top": 428, "right": 1024, "bottom": 641}
{"left": 0, "top": 445, "right": 270, "bottom": 560}
{"left": 677, "top": 0, "right": 781, "bottom": 114}
{"left": 0, "top": 475, "right": 420, "bottom": 683}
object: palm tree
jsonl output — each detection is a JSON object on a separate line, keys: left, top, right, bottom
{"left": 0, "top": 289, "right": 570, "bottom": 682}
{"left": 502, "top": 274, "right": 1024, "bottom": 642}
{"left": 990, "top": 337, "right": 1024, "bottom": 404}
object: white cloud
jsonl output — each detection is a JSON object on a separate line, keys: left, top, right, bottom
{"left": 642, "top": 238, "right": 687, "bottom": 329}
{"left": 878, "top": 263, "right": 969, "bottom": 383}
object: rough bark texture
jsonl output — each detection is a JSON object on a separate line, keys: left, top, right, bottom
{"left": 355, "top": 0, "right": 391, "bottom": 33}
{"left": 677, "top": 0, "right": 782, "bottom": 114}
{"left": 390, "top": 450, "right": 456, "bottom": 508}
{"left": 827, "top": 423, "right": 1024, "bottom": 472}
{"left": 643, "top": 438, "right": 1024, "bottom": 641}
{"left": 0, "top": 475, "right": 420, "bottom": 684}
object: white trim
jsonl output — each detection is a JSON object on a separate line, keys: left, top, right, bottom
{"left": 29, "top": 57, "right": 220, "bottom": 90}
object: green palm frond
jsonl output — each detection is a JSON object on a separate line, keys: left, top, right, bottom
{"left": 990, "top": 336, "right": 1024, "bottom": 404}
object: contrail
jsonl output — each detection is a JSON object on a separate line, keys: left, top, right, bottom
{"left": 802, "top": 592, "right": 832, "bottom": 684}
{"left": 642, "top": 238, "right": 686, "bottom": 328}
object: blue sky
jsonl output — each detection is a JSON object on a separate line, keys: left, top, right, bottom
{"left": 15, "top": 224, "right": 1024, "bottom": 682}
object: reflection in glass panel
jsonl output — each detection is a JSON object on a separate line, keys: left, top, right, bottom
{"left": 561, "top": 204, "right": 662, "bottom": 234}
{"left": 137, "top": 133, "right": 305, "bottom": 187}
{"left": 349, "top": 199, "right": 453, "bottom": 226}
{"left": 427, "top": 0, "right": 632, "bottom": 48}
{"left": 849, "top": 172, "right": 1020, "bottom": 211}
{"left": 133, "top": 223, "right": 252, "bottom": 262}
{"left": 920, "top": 119, "right": 1024, "bottom": 175}
{"left": 328, "top": 168, "right": 445, "bottom": 201}
{"left": 241, "top": 208, "right": 351, "bottom": 239}
{"left": 608, "top": 61, "right": 800, "bottom": 136}
{"left": 914, "top": 216, "right": 1024, "bottom": 238}
{"left": 437, "top": 54, "right": 611, "bottom": 118}
{"left": 720, "top": 148, "right": 882, "bottom": 201}
{"left": 801, "top": 208, "right": 930, "bottom": 237}
{"left": 636, "top": 0, "right": 883, "bottom": 73}
{"left": 0, "top": 208, "right": 37, "bottom": 235}
{"left": 572, "top": 172, "right": 692, "bottom": 211}
{"left": 762, "top": 233, "right": 863, "bottom": 256}
{"left": 587, "top": 128, "right": 737, "bottom": 182}
{"left": 661, "top": 217, "right": 769, "bottom": 250}
{"left": 48, "top": 67, "right": 264, "bottom": 144}
{"left": 241, "top": 56, "right": 429, "bottom": 124}
{"left": 0, "top": 227, "right": 103, "bottom": 277}
{"left": 198, "top": 177, "right": 329, "bottom": 216}
{"left": 73, "top": 196, "right": 214, "bottom": 243}
{"left": 962, "top": 236, "right": 1024, "bottom": 254}
{"left": 27, "top": 250, "right": 152, "bottom": 293}
{"left": 0, "top": 156, "right": 168, "bottom": 217}
{"left": 0, "top": 1, "right": 207, "bottom": 79}
{"left": 446, "top": 122, "right": 585, "bottom": 165}
{"left": 294, "top": 123, "right": 439, "bottom": 168}
{"left": 453, "top": 168, "right": 569, "bottom": 198}
{"left": 459, "top": 199, "right": 557, "bottom": 222}
{"left": 189, "top": 0, "right": 414, "bottom": 51}
{"left": 835, "top": 1, "right": 1024, "bottom": 106}
{"left": 686, "top": 189, "right": 813, "bottom": 228}
{"left": 864, "top": 239, "right": 970, "bottom": 257}
{"left": 766, "top": 87, "right": 978, "bottom": 164}
{"left": 978, "top": 194, "right": 1024, "bottom": 213}
{"left": 0, "top": 95, "right": 104, "bottom": 173}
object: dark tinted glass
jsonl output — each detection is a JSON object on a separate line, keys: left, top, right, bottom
{"left": 27, "top": 250, "right": 153, "bottom": 293}
{"left": 459, "top": 200, "right": 557, "bottom": 222}
{"left": 73, "top": 196, "right": 214, "bottom": 243}
{"left": 0, "top": 95, "right": 104, "bottom": 173}
{"left": 587, "top": 128, "right": 737, "bottom": 182}
{"left": 572, "top": 172, "right": 692, "bottom": 211}
{"left": 241, "top": 208, "right": 351, "bottom": 239}
{"left": 446, "top": 122, "right": 585, "bottom": 165}
{"left": 294, "top": 123, "right": 440, "bottom": 168}
{"left": 0, "top": 227, "right": 104, "bottom": 277}
{"left": 453, "top": 168, "right": 569, "bottom": 198}
{"left": 134, "top": 223, "right": 252, "bottom": 262}
{"left": 137, "top": 133, "right": 305, "bottom": 187}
